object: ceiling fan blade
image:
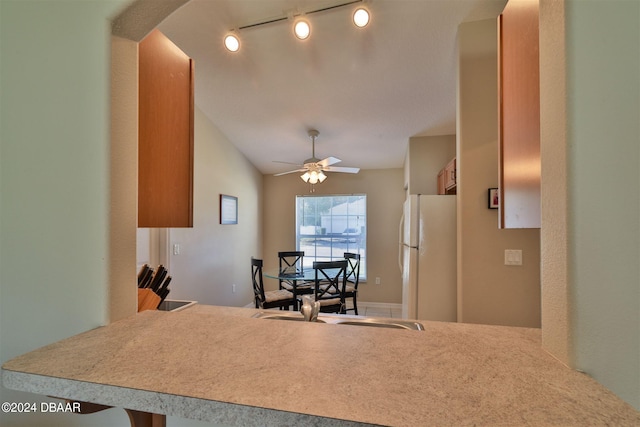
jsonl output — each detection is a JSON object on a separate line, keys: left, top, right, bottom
{"left": 274, "top": 168, "right": 306, "bottom": 177}
{"left": 317, "top": 156, "right": 341, "bottom": 167}
{"left": 324, "top": 166, "right": 360, "bottom": 174}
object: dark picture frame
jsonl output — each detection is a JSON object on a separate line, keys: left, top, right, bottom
{"left": 488, "top": 188, "right": 499, "bottom": 209}
{"left": 220, "top": 194, "right": 238, "bottom": 224}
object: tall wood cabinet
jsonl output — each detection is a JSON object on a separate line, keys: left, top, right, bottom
{"left": 138, "top": 29, "right": 194, "bottom": 228}
{"left": 498, "top": 0, "right": 540, "bottom": 228}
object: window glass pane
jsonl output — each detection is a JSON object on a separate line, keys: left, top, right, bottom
{"left": 296, "top": 194, "right": 366, "bottom": 280}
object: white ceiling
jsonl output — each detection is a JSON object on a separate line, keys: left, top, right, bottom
{"left": 157, "top": 0, "right": 507, "bottom": 176}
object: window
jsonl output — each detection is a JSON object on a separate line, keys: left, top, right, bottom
{"left": 296, "top": 194, "right": 366, "bottom": 280}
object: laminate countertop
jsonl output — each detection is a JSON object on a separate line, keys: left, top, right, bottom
{"left": 2, "top": 305, "right": 639, "bottom": 426}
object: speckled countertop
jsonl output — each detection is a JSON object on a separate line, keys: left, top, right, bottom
{"left": 2, "top": 305, "right": 639, "bottom": 426}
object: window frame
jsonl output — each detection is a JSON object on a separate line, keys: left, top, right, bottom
{"left": 295, "top": 194, "right": 367, "bottom": 281}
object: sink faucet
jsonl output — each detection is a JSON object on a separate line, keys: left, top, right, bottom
{"left": 300, "top": 295, "right": 320, "bottom": 322}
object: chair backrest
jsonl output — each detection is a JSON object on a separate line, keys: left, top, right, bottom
{"left": 251, "top": 257, "right": 266, "bottom": 307}
{"left": 344, "top": 252, "right": 361, "bottom": 289}
{"left": 312, "top": 260, "right": 348, "bottom": 300}
{"left": 278, "top": 251, "right": 305, "bottom": 275}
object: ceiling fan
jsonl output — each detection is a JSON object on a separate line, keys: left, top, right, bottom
{"left": 273, "top": 129, "right": 360, "bottom": 184}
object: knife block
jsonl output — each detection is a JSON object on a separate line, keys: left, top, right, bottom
{"left": 138, "top": 288, "right": 160, "bottom": 312}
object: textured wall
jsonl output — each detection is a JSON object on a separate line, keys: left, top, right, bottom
{"left": 539, "top": 0, "right": 571, "bottom": 368}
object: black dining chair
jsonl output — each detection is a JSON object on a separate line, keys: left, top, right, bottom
{"left": 278, "top": 251, "right": 313, "bottom": 299}
{"left": 251, "top": 257, "right": 295, "bottom": 310}
{"left": 310, "top": 260, "right": 348, "bottom": 314}
{"left": 343, "top": 252, "right": 361, "bottom": 315}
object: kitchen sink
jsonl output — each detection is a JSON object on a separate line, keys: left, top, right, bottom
{"left": 331, "top": 319, "right": 424, "bottom": 330}
{"left": 252, "top": 311, "right": 424, "bottom": 331}
{"left": 254, "top": 314, "right": 327, "bottom": 323}
{"left": 157, "top": 300, "right": 197, "bottom": 312}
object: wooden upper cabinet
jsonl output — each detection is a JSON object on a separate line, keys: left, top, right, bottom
{"left": 437, "top": 169, "right": 446, "bottom": 195}
{"left": 138, "top": 29, "right": 194, "bottom": 228}
{"left": 437, "top": 158, "right": 457, "bottom": 195}
{"left": 444, "top": 158, "right": 456, "bottom": 193}
{"left": 498, "top": 0, "right": 541, "bottom": 229}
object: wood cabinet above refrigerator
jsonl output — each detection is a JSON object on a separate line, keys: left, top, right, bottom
{"left": 437, "top": 158, "right": 456, "bottom": 195}
{"left": 138, "top": 29, "right": 194, "bottom": 228}
{"left": 498, "top": 0, "right": 541, "bottom": 229}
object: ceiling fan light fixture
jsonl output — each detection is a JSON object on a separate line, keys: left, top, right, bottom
{"left": 300, "top": 169, "right": 326, "bottom": 184}
{"left": 353, "top": 7, "right": 370, "bottom": 28}
{"left": 294, "top": 19, "right": 311, "bottom": 40}
{"left": 277, "top": 129, "right": 355, "bottom": 186}
{"left": 223, "top": 33, "right": 240, "bottom": 52}
{"left": 308, "top": 170, "right": 320, "bottom": 184}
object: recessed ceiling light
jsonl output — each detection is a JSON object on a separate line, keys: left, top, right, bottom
{"left": 353, "top": 7, "right": 370, "bottom": 28}
{"left": 224, "top": 34, "right": 240, "bottom": 52}
{"left": 294, "top": 19, "right": 311, "bottom": 40}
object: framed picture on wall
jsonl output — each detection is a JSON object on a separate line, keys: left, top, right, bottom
{"left": 488, "top": 188, "right": 499, "bottom": 209}
{"left": 220, "top": 194, "right": 238, "bottom": 224}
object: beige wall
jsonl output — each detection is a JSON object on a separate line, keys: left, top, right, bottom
{"left": 457, "top": 19, "right": 541, "bottom": 328}
{"left": 405, "top": 135, "right": 456, "bottom": 195}
{"left": 263, "top": 169, "right": 405, "bottom": 304}
{"left": 539, "top": 0, "right": 572, "bottom": 368}
{"left": 163, "top": 107, "right": 263, "bottom": 307}
{"left": 110, "top": 35, "right": 139, "bottom": 322}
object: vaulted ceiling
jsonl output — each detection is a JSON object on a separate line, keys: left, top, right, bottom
{"left": 157, "top": 0, "right": 507, "bottom": 175}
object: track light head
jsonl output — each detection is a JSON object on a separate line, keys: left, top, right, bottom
{"left": 293, "top": 19, "right": 311, "bottom": 40}
{"left": 224, "top": 33, "right": 240, "bottom": 52}
{"left": 353, "top": 7, "right": 370, "bottom": 28}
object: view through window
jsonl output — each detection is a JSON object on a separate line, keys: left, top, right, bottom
{"left": 296, "top": 194, "right": 366, "bottom": 280}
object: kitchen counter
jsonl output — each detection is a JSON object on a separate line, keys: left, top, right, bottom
{"left": 2, "top": 305, "right": 639, "bottom": 426}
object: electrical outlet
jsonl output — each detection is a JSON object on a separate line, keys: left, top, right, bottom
{"left": 173, "top": 244, "right": 180, "bottom": 255}
{"left": 504, "top": 249, "right": 522, "bottom": 266}
{"left": 375, "top": 277, "right": 381, "bottom": 285}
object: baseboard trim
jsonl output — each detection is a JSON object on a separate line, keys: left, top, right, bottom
{"left": 356, "top": 301, "right": 402, "bottom": 310}
{"left": 244, "top": 301, "right": 401, "bottom": 310}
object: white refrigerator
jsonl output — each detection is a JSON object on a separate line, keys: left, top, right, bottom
{"left": 400, "top": 194, "right": 457, "bottom": 321}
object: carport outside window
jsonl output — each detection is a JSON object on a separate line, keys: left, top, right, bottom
{"left": 295, "top": 194, "right": 366, "bottom": 280}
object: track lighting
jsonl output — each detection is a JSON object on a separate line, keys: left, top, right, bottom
{"left": 222, "top": 1, "right": 371, "bottom": 52}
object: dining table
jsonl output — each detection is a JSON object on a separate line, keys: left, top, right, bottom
{"left": 263, "top": 267, "right": 318, "bottom": 310}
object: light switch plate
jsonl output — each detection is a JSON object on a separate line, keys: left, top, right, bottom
{"left": 505, "top": 249, "right": 522, "bottom": 266}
